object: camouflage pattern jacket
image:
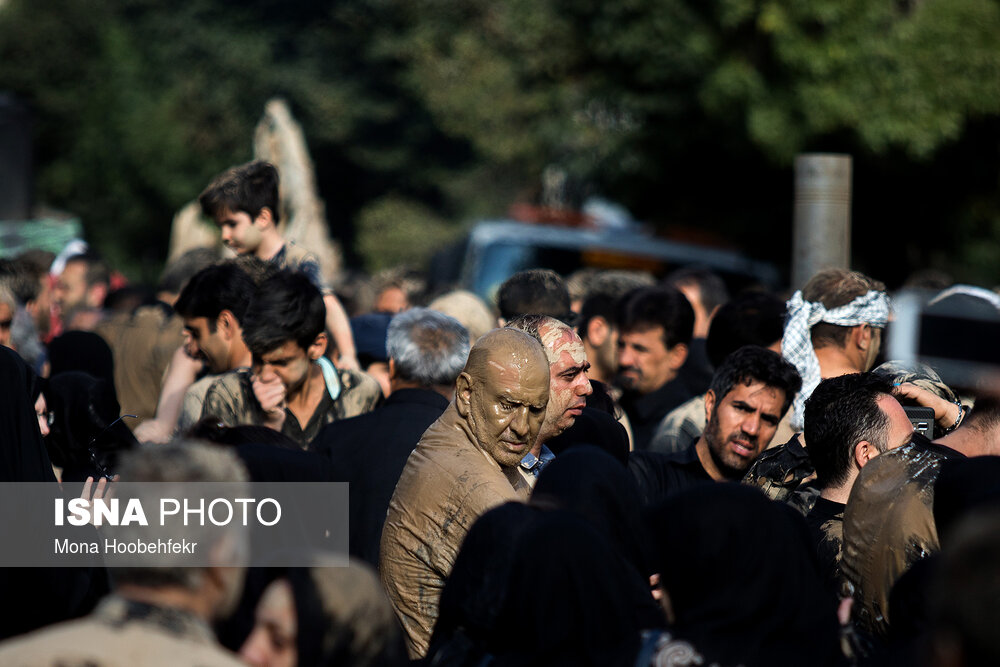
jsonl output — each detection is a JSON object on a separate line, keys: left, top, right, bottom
{"left": 200, "top": 359, "right": 382, "bottom": 447}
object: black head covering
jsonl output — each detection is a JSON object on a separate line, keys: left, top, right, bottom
{"left": 427, "top": 502, "right": 540, "bottom": 665}
{"left": 46, "top": 330, "right": 115, "bottom": 386}
{"left": 533, "top": 445, "right": 653, "bottom": 575}
{"left": 544, "top": 405, "right": 629, "bottom": 464}
{"left": 489, "top": 511, "right": 644, "bottom": 667}
{"left": 0, "top": 346, "right": 55, "bottom": 482}
{"left": 0, "top": 348, "right": 107, "bottom": 640}
{"left": 648, "top": 483, "right": 842, "bottom": 667}
{"left": 531, "top": 446, "right": 664, "bottom": 631}
{"left": 45, "top": 371, "right": 137, "bottom": 482}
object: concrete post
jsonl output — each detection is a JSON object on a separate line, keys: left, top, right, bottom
{"left": 792, "top": 154, "right": 852, "bottom": 290}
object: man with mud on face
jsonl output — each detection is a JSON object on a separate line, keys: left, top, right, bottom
{"left": 506, "top": 315, "right": 593, "bottom": 485}
{"left": 380, "top": 328, "right": 550, "bottom": 659}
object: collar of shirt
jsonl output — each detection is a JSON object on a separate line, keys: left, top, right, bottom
{"left": 519, "top": 444, "right": 556, "bottom": 477}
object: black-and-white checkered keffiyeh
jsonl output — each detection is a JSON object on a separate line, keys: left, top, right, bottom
{"left": 782, "top": 289, "right": 891, "bottom": 430}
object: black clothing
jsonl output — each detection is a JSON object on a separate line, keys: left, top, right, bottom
{"left": 427, "top": 502, "right": 540, "bottom": 665}
{"left": 620, "top": 377, "right": 693, "bottom": 451}
{"left": 310, "top": 388, "right": 448, "bottom": 566}
{"left": 805, "top": 497, "right": 846, "bottom": 596}
{"left": 532, "top": 447, "right": 664, "bottom": 630}
{"left": 647, "top": 484, "right": 844, "bottom": 667}
{"left": 0, "top": 348, "right": 107, "bottom": 640}
{"left": 47, "top": 330, "right": 115, "bottom": 387}
{"left": 45, "top": 371, "right": 137, "bottom": 488}
{"left": 489, "top": 512, "right": 647, "bottom": 667}
{"left": 933, "top": 455, "right": 1000, "bottom": 547}
{"left": 627, "top": 443, "right": 713, "bottom": 506}
{"left": 0, "top": 346, "right": 56, "bottom": 483}
{"left": 678, "top": 337, "right": 712, "bottom": 395}
{"left": 545, "top": 406, "right": 629, "bottom": 465}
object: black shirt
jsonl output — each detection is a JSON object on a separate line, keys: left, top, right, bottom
{"left": 621, "top": 377, "right": 694, "bottom": 451}
{"left": 805, "top": 496, "right": 846, "bottom": 596}
{"left": 628, "top": 442, "right": 714, "bottom": 506}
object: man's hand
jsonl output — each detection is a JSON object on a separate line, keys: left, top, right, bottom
{"left": 894, "top": 382, "right": 961, "bottom": 431}
{"left": 252, "top": 373, "right": 287, "bottom": 431}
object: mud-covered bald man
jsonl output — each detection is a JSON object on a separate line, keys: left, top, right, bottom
{"left": 380, "top": 328, "right": 550, "bottom": 657}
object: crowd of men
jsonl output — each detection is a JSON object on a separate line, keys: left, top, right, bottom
{"left": 1, "top": 160, "right": 999, "bottom": 666}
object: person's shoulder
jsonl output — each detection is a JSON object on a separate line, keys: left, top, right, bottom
{"left": 742, "top": 434, "right": 816, "bottom": 503}
{"left": 335, "top": 367, "right": 383, "bottom": 412}
{"left": 0, "top": 615, "right": 244, "bottom": 667}
{"left": 204, "top": 369, "right": 252, "bottom": 396}
{"left": 281, "top": 240, "right": 318, "bottom": 264}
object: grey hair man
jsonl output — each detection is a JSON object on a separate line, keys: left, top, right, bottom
{"left": 506, "top": 314, "right": 593, "bottom": 484}
{"left": 311, "top": 308, "right": 471, "bottom": 567}
{"left": 0, "top": 440, "right": 248, "bottom": 666}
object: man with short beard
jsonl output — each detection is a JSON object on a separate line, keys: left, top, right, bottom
{"left": 506, "top": 315, "right": 593, "bottom": 484}
{"left": 629, "top": 346, "right": 801, "bottom": 505}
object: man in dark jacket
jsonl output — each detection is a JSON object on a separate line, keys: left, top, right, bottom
{"left": 310, "top": 307, "right": 470, "bottom": 566}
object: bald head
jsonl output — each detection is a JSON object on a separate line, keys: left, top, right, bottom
{"left": 456, "top": 328, "right": 550, "bottom": 467}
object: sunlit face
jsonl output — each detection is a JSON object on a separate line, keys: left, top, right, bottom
{"left": 703, "top": 380, "right": 786, "bottom": 480}
{"left": 215, "top": 207, "right": 264, "bottom": 255}
{"left": 183, "top": 316, "right": 230, "bottom": 374}
{"left": 253, "top": 340, "right": 315, "bottom": 396}
{"left": 239, "top": 578, "right": 297, "bottom": 667}
{"left": 538, "top": 323, "right": 592, "bottom": 440}
{"left": 0, "top": 302, "right": 12, "bottom": 349}
{"left": 53, "top": 260, "right": 88, "bottom": 313}
{"left": 617, "top": 326, "right": 680, "bottom": 394}
{"left": 462, "top": 349, "right": 549, "bottom": 467}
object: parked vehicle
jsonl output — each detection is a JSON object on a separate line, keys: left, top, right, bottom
{"left": 430, "top": 219, "right": 781, "bottom": 303}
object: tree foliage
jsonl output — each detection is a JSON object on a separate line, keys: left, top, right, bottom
{"left": 1, "top": 0, "right": 998, "bottom": 285}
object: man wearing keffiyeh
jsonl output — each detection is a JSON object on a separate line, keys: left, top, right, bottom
{"left": 743, "top": 269, "right": 889, "bottom": 511}
{"left": 782, "top": 269, "right": 891, "bottom": 431}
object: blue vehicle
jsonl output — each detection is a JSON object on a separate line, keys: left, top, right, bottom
{"left": 434, "top": 219, "right": 781, "bottom": 304}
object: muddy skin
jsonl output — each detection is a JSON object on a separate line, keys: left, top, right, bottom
{"left": 455, "top": 328, "right": 550, "bottom": 468}
{"left": 380, "top": 328, "right": 551, "bottom": 657}
{"left": 532, "top": 318, "right": 592, "bottom": 446}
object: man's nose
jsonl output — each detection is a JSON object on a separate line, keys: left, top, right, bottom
{"left": 510, "top": 406, "right": 531, "bottom": 437}
{"left": 618, "top": 346, "right": 635, "bottom": 368}
{"left": 577, "top": 375, "right": 593, "bottom": 396}
{"left": 742, "top": 413, "right": 760, "bottom": 437}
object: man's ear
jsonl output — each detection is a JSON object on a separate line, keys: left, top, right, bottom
{"left": 87, "top": 283, "right": 108, "bottom": 309}
{"left": 586, "top": 316, "right": 609, "bottom": 347}
{"left": 854, "top": 440, "right": 876, "bottom": 468}
{"left": 307, "top": 332, "right": 328, "bottom": 361}
{"left": 455, "top": 372, "right": 473, "bottom": 417}
{"left": 853, "top": 324, "right": 874, "bottom": 352}
{"left": 388, "top": 358, "right": 399, "bottom": 380}
{"left": 667, "top": 342, "right": 689, "bottom": 371}
{"left": 703, "top": 389, "right": 717, "bottom": 423}
{"left": 217, "top": 310, "right": 237, "bottom": 340}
